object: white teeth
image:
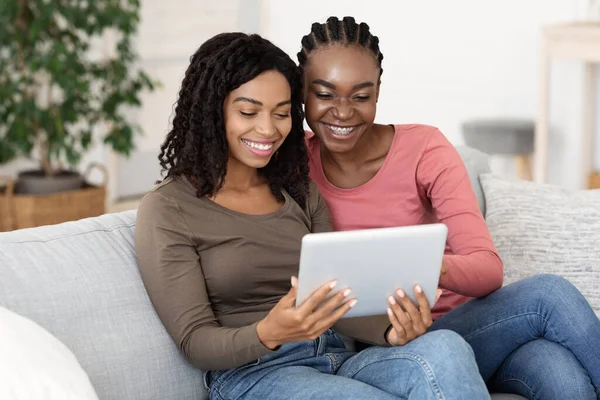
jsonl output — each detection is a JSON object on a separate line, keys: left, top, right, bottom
{"left": 324, "top": 124, "right": 356, "bottom": 136}
{"left": 242, "top": 139, "right": 273, "bottom": 151}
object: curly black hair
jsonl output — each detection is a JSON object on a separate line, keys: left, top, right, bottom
{"left": 297, "top": 16, "right": 384, "bottom": 77}
{"left": 158, "top": 32, "right": 309, "bottom": 206}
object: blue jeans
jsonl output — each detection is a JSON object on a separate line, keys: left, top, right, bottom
{"left": 205, "top": 329, "right": 490, "bottom": 399}
{"left": 431, "top": 274, "right": 600, "bottom": 399}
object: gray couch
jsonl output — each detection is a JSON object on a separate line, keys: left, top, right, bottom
{"left": 0, "top": 147, "right": 524, "bottom": 400}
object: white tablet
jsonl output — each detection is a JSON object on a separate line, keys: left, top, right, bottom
{"left": 296, "top": 223, "right": 448, "bottom": 318}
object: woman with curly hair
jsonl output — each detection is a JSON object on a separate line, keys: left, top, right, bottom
{"left": 134, "top": 32, "right": 490, "bottom": 400}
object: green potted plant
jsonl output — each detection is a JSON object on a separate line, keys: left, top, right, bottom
{"left": 0, "top": 0, "right": 158, "bottom": 195}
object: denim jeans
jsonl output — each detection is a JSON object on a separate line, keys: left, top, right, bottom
{"left": 431, "top": 274, "right": 600, "bottom": 399}
{"left": 204, "top": 329, "right": 490, "bottom": 399}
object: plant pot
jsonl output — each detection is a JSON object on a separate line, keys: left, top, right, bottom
{"left": 0, "top": 163, "right": 108, "bottom": 231}
{"left": 15, "top": 170, "right": 84, "bottom": 195}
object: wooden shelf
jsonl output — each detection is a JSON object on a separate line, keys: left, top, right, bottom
{"left": 535, "top": 22, "right": 600, "bottom": 188}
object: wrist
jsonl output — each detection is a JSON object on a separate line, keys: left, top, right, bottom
{"left": 256, "top": 318, "right": 280, "bottom": 350}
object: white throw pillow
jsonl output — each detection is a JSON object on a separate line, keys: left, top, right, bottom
{"left": 0, "top": 306, "right": 99, "bottom": 400}
{"left": 480, "top": 174, "right": 600, "bottom": 316}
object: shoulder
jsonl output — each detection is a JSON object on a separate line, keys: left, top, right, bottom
{"left": 307, "top": 181, "right": 321, "bottom": 204}
{"left": 390, "top": 124, "right": 456, "bottom": 165}
{"left": 137, "top": 177, "right": 189, "bottom": 223}
{"left": 304, "top": 181, "right": 326, "bottom": 213}
{"left": 392, "top": 124, "right": 448, "bottom": 149}
{"left": 135, "top": 178, "right": 198, "bottom": 244}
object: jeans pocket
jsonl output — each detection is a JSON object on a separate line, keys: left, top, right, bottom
{"left": 213, "top": 358, "right": 263, "bottom": 400}
{"left": 202, "top": 371, "right": 210, "bottom": 391}
{"left": 214, "top": 358, "right": 262, "bottom": 386}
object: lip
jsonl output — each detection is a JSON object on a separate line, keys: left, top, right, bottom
{"left": 320, "top": 122, "right": 362, "bottom": 140}
{"left": 241, "top": 137, "right": 277, "bottom": 144}
{"left": 241, "top": 138, "right": 276, "bottom": 158}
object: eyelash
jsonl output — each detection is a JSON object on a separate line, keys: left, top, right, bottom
{"left": 316, "top": 93, "right": 333, "bottom": 100}
{"left": 239, "top": 111, "right": 290, "bottom": 118}
{"left": 315, "top": 93, "right": 371, "bottom": 102}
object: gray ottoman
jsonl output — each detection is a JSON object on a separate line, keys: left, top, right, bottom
{"left": 462, "top": 119, "right": 534, "bottom": 180}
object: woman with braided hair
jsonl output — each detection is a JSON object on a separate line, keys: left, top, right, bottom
{"left": 135, "top": 32, "right": 490, "bottom": 399}
{"left": 300, "top": 16, "right": 600, "bottom": 399}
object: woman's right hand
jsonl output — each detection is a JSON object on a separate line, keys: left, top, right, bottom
{"left": 256, "top": 277, "right": 357, "bottom": 349}
{"left": 385, "top": 286, "right": 443, "bottom": 346}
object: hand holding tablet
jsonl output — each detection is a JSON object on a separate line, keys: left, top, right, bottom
{"left": 296, "top": 223, "right": 448, "bottom": 319}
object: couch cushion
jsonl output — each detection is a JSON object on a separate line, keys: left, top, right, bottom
{"left": 0, "top": 306, "right": 99, "bottom": 400}
{"left": 0, "top": 211, "right": 206, "bottom": 400}
{"left": 480, "top": 174, "right": 600, "bottom": 315}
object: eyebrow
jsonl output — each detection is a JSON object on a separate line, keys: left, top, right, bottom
{"left": 311, "top": 79, "right": 375, "bottom": 90}
{"left": 232, "top": 97, "right": 292, "bottom": 107}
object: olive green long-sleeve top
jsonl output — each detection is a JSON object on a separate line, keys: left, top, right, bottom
{"left": 134, "top": 177, "right": 390, "bottom": 371}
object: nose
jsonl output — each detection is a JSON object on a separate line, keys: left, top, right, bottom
{"left": 255, "top": 114, "right": 277, "bottom": 137}
{"left": 331, "top": 98, "right": 354, "bottom": 120}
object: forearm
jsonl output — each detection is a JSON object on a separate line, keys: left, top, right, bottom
{"left": 439, "top": 251, "right": 503, "bottom": 297}
{"left": 182, "top": 322, "right": 275, "bottom": 371}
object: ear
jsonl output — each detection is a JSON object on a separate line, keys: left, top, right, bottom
{"left": 376, "top": 80, "right": 381, "bottom": 103}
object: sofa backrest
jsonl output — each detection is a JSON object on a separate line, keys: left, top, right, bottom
{"left": 0, "top": 146, "right": 490, "bottom": 400}
{"left": 0, "top": 211, "right": 206, "bottom": 400}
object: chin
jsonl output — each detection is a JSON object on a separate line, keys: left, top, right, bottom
{"left": 318, "top": 132, "right": 361, "bottom": 154}
{"left": 323, "top": 140, "right": 357, "bottom": 155}
{"left": 246, "top": 157, "right": 273, "bottom": 169}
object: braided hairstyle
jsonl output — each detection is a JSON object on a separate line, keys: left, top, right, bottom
{"left": 158, "top": 33, "right": 309, "bottom": 206}
{"left": 297, "top": 16, "right": 384, "bottom": 77}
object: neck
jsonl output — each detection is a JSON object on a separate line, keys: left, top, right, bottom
{"left": 221, "top": 157, "right": 263, "bottom": 191}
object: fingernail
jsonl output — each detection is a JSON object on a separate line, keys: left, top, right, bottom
{"left": 415, "top": 285, "right": 423, "bottom": 294}
{"left": 348, "top": 299, "right": 358, "bottom": 308}
{"left": 342, "top": 288, "right": 352, "bottom": 297}
{"left": 397, "top": 289, "right": 405, "bottom": 298}
{"left": 388, "top": 296, "right": 396, "bottom": 305}
{"left": 291, "top": 276, "right": 298, "bottom": 287}
{"left": 387, "top": 307, "right": 393, "bottom": 317}
{"left": 329, "top": 280, "right": 338, "bottom": 289}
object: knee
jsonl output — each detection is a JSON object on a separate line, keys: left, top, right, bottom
{"left": 417, "top": 329, "right": 475, "bottom": 362}
{"left": 406, "top": 330, "right": 485, "bottom": 392}
{"left": 522, "top": 274, "right": 580, "bottom": 299}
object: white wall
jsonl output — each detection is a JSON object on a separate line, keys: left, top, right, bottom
{"left": 3, "top": 1, "right": 598, "bottom": 198}
{"left": 260, "top": 0, "right": 600, "bottom": 190}
{"left": 113, "top": 0, "right": 246, "bottom": 200}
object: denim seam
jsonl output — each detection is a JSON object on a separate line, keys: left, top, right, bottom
{"left": 462, "top": 312, "right": 556, "bottom": 343}
{"left": 345, "top": 353, "right": 445, "bottom": 400}
{"left": 212, "top": 359, "right": 262, "bottom": 399}
{"left": 495, "top": 378, "right": 535, "bottom": 400}
{"left": 327, "top": 353, "right": 344, "bottom": 372}
{"left": 211, "top": 388, "right": 225, "bottom": 400}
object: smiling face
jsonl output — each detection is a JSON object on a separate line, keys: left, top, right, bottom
{"left": 223, "top": 70, "right": 292, "bottom": 170}
{"left": 303, "top": 44, "right": 381, "bottom": 154}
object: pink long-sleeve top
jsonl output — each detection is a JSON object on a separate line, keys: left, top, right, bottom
{"left": 306, "top": 124, "right": 504, "bottom": 319}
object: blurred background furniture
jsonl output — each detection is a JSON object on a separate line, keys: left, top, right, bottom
{"left": 462, "top": 119, "right": 535, "bottom": 181}
{"left": 535, "top": 22, "right": 600, "bottom": 188}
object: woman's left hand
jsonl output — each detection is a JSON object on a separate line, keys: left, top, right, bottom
{"left": 385, "top": 285, "right": 442, "bottom": 346}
